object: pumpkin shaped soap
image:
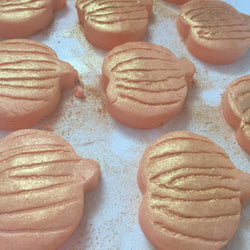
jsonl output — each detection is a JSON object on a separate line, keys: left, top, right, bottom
{"left": 102, "top": 42, "right": 195, "bottom": 128}
{"left": 177, "top": 0, "right": 250, "bottom": 64}
{"left": 0, "top": 0, "right": 66, "bottom": 38}
{"left": 0, "top": 39, "right": 78, "bottom": 130}
{"left": 75, "top": 0, "right": 153, "bottom": 50}
{"left": 222, "top": 75, "right": 250, "bottom": 154}
{"left": 138, "top": 131, "right": 250, "bottom": 250}
{"left": 0, "top": 129, "right": 101, "bottom": 250}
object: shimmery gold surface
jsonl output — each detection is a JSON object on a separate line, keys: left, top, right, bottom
{"left": 0, "top": 129, "right": 100, "bottom": 250}
{"left": 222, "top": 75, "right": 250, "bottom": 154}
{"left": 164, "top": 0, "right": 190, "bottom": 3}
{"left": 75, "top": 0, "right": 153, "bottom": 50}
{"left": 137, "top": 131, "right": 250, "bottom": 250}
{"left": 102, "top": 41, "right": 195, "bottom": 128}
{"left": 0, "top": 39, "right": 78, "bottom": 130}
{"left": 0, "top": 0, "right": 248, "bottom": 249}
{"left": 177, "top": 0, "right": 250, "bottom": 64}
{"left": 0, "top": 0, "right": 66, "bottom": 38}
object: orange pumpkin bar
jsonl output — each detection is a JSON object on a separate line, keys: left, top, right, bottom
{"left": 0, "top": 129, "right": 101, "bottom": 250}
{"left": 75, "top": 0, "right": 153, "bottom": 50}
{"left": 0, "top": 39, "right": 78, "bottom": 130}
{"left": 138, "top": 131, "right": 250, "bottom": 250}
{"left": 102, "top": 42, "right": 195, "bottom": 128}
{"left": 222, "top": 75, "right": 250, "bottom": 154}
{"left": 177, "top": 0, "right": 250, "bottom": 64}
{"left": 0, "top": 0, "right": 66, "bottom": 38}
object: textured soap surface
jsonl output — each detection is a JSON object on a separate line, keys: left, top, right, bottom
{"left": 164, "top": 0, "right": 191, "bottom": 4}
{"left": 75, "top": 0, "right": 153, "bottom": 50}
{"left": 0, "top": 0, "right": 66, "bottom": 38}
{"left": 0, "top": 39, "right": 78, "bottom": 130}
{"left": 177, "top": 0, "right": 250, "bottom": 64}
{"left": 138, "top": 131, "right": 250, "bottom": 250}
{"left": 0, "top": 129, "right": 100, "bottom": 250}
{"left": 102, "top": 41, "right": 195, "bottom": 128}
{"left": 222, "top": 75, "right": 250, "bottom": 154}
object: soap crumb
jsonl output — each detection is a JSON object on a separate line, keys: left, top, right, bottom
{"left": 74, "top": 87, "right": 85, "bottom": 98}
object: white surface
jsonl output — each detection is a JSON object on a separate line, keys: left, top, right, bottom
{"left": 0, "top": 0, "right": 249, "bottom": 249}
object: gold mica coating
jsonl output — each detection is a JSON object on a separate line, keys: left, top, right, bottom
{"left": 222, "top": 75, "right": 250, "bottom": 154}
{"left": 137, "top": 131, "right": 250, "bottom": 250}
{"left": 0, "top": 0, "right": 66, "bottom": 38}
{"left": 177, "top": 0, "right": 250, "bottom": 64}
{"left": 164, "top": 0, "right": 190, "bottom": 4}
{"left": 0, "top": 39, "right": 78, "bottom": 130}
{"left": 75, "top": 0, "right": 153, "bottom": 50}
{"left": 0, "top": 129, "right": 100, "bottom": 250}
{"left": 102, "top": 41, "right": 195, "bottom": 128}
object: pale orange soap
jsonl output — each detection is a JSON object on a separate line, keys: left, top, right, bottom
{"left": 75, "top": 0, "right": 153, "bottom": 50}
{"left": 177, "top": 0, "right": 250, "bottom": 64}
{"left": 102, "top": 42, "right": 195, "bottom": 129}
{"left": 0, "top": 39, "right": 78, "bottom": 130}
{"left": 164, "top": 0, "right": 190, "bottom": 4}
{"left": 222, "top": 75, "right": 250, "bottom": 154}
{"left": 138, "top": 131, "right": 250, "bottom": 250}
{"left": 0, "top": 0, "right": 66, "bottom": 38}
{"left": 0, "top": 129, "right": 101, "bottom": 250}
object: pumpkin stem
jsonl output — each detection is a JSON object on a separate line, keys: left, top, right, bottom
{"left": 237, "top": 170, "right": 250, "bottom": 203}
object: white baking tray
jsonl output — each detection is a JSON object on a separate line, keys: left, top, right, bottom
{"left": 0, "top": 0, "right": 249, "bottom": 249}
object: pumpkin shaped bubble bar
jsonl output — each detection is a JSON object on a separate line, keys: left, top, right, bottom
{"left": 177, "top": 0, "right": 250, "bottom": 64}
{"left": 0, "top": 0, "right": 66, "bottom": 38}
{"left": 222, "top": 75, "right": 250, "bottom": 154}
{"left": 0, "top": 129, "right": 101, "bottom": 250}
{"left": 75, "top": 0, "right": 153, "bottom": 50}
{"left": 0, "top": 39, "right": 78, "bottom": 130}
{"left": 138, "top": 131, "right": 250, "bottom": 250}
{"left": 102, "top": 42, "right": 195, "bottom": 128}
